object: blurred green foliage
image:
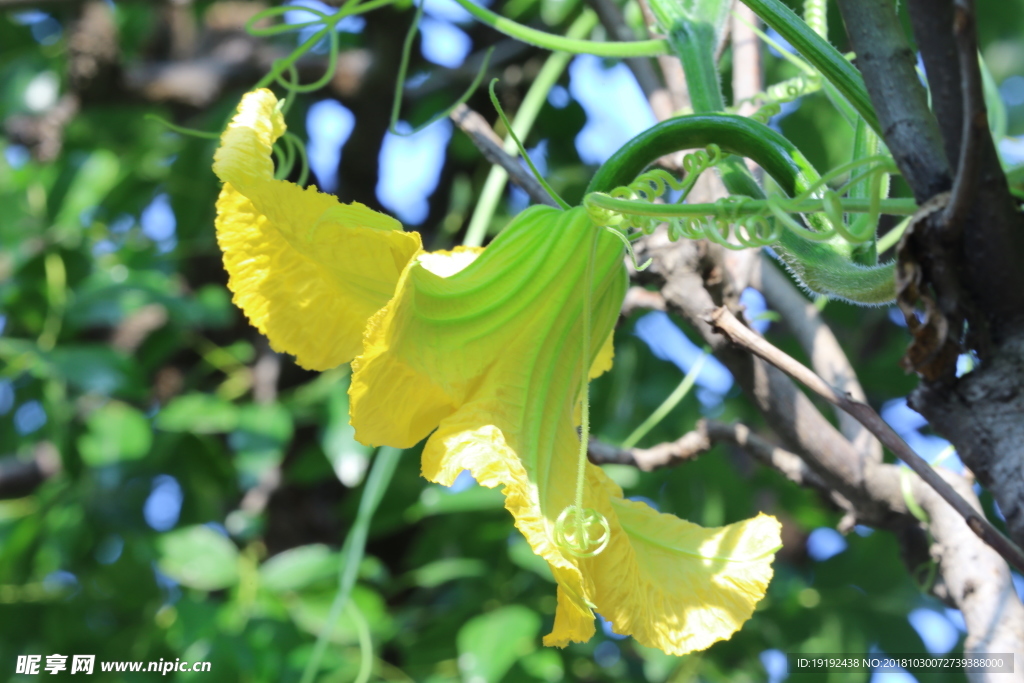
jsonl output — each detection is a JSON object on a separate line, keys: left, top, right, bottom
{"left": 2, "top": 0, "right": 1022, "bottom": 681}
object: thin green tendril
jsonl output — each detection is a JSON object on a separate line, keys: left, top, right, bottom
{"left": 390, "top": 1, "right": 496, "bottom": 136}
{"left": 603, "top": 227, "right": 652, "bottom": 271}
{"left": 145, "top": 114, "right": 220, "bottom": 140}
{"left": 285, "top": 131, "right": 310, "bottom": 187}
{"left": 447, "top": 0, "right": 668, "bottom": 57}
{"left": 250, "top": 0, "right": 390, "bottom": 92}
{"left": 488, "top": 79, "right": 570, "bottom": 210}
{"left": 621, "top": 350, "right": 709, "bottom": 449}
{"left": 554, "top": 506, "right": 611, "bottom": 558}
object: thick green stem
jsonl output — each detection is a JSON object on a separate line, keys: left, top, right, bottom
{"left": 740, "top": 0, "right": 880, "bottom": 135}
{"left": 848, "top": 117, "right": 888, "bottom": 265}
{"left": 668, "top": 22, "right": 724, "bottom": 113}
{"left": 588, "top": 194, "right": 916, "bottom": 218}
{"left": 646, "top": 0, "right": 731, "bottom": 113}
{"left": 588, "top": 115, "right": 898, "bottom": 304}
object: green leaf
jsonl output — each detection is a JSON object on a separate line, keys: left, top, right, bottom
{"left": 157, "top": 525, "right": 239, "bottom": 591}
{"left": 408, "top": 484, "right": 505, "bottom": 520}
{"left": 259, "top": 544, "right": 338, "bottom": 593}
{"left": 508, "top": 535, "right": 554, "bottom": 582}
{"left": 156, "top": 394, "right": 239, "bottom": 434}
{"left": 457, "top": 605, "right": 541, "bottom": 683}
{"left": 407, "top": 558, "right": 487, "bottom": 589}
{"left": 287, "top": 584, "right": 391, "bottom": 645}
{"left": 78, "top": 401, "right": 152, "bottom": 466}
{"left": 520, "top": 649, "right": 564, "bottom": 682}
{"left": 47, "top": 345, "right": 139, "bottom": 396}
{"left": 55, "top": 149, "right": 121, "bottom": 230}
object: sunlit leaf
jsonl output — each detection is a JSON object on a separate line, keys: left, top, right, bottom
{"left": 78, "top": 401, "right": 152, "bottom": 466}
{"left": 457, "top": 605, "right": 541, "bottom": 683}
{"left": 157, "top": 525, "right": 239, "bottom": 591}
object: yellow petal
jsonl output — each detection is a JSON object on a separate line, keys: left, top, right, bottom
{"left": 213, "top": 90, "right": 421, "bottom": 370}
{"left": 589, "top": 330, "right": 615, "bottom": 380}
{"left": 350, "top": 205, "right": 780, "bottom": 653}
{"left": 577, "top": 467, "right": 781, "bottom": 654}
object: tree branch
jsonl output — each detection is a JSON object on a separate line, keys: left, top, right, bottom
{"left": 589, "top": 419, "right": 826, "bottom": 490}
{"left": 835, "top": 0, "right": 951, "bottom": 201}
{"left": 633, "top": 231, "right": 1024, "bottom": 665}
{"left": 708, "top": 305, "right": 1024, "bottom": 574}
{"left": 941, "top": 0, "right": 984, "bottom": 233}
{"left": 753, "top": 257, "right": 881, "bottom": 462}
{"left": 911, "top": 471, "right": 1024, "bottom": 679}
{"left": 731, "top": 2, "right": 762, "bottom": 118}
{"left": 449, "top": 103, "right": 558, "bottom": 207}
{"left": 905, "top": 0, "right": 962, "bottom": 169}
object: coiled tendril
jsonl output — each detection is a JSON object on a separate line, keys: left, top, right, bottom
{"left": 554, "top": 506, "right": 612, "bottom": 558}
{"left": 586, "top": 153, "right": 899, "bottom": 252}
{"left": 587, "top": 145, "right": 723, "bottom": 236}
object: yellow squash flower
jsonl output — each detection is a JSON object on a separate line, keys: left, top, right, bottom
{"left": 213, "top": 89, "right": 782, "bottom": 656}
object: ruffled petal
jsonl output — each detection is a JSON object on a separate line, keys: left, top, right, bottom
{"left": 212, "top": 89, "right": 421, "bottom": 370}
{"left": 576, "top": 467, "right": 781, "bottom": 654}
{"left": 350, "top": 204, "right": 781, "bottom": 653}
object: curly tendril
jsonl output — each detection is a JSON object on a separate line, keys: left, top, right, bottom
{"left": 749, "top": 102, "right": 782, "bottom": 125}
{"left": 586, "top": 153, "right": 903, "bottom": 251}
{"left": 390, "top": 1, "right": 496, "bottom": 137}
{"left": 586, "top": 146, "right": 723, "bottom": 236}
{"left": 554, "top": 506, "right": 612, "bottom": 558}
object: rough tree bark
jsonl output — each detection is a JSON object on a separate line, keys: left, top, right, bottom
{"left": 836, "top": 0, "right": 1024, "bottom": 553}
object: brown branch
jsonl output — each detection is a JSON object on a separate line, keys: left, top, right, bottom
{"left": 910, "top": 471, "right": 1024, "bottom": 671}
{"left": 588, "top": 430, "right": 709, "bottom": 471}
{"left": 754, "top": 257, "right": 881, "bottom": 462}
{"left": 708, "top": 305, "right": 1024, "bottom": 574}
{"left": 835, "top": 0, "right": 951, "bottom": 202}
{"left": 634, "top": 232, "right": 1024, "bottom": 659}
{"left": 731, "top": 3, "right": 761, "bottom": 117}
{"left": 637, "top": 236, "right": 877, "bottom": 499}
{"left": 591, "top": 419, "right": 827, "bottom": 490}
{"left": 905, "top": 0, "right": 963, "bottom": 169}
{"left": 940, "top": 0, "right": 983, "bottom": 233}
{"left": 448, "top": 103, "right": 558, "bottom": 207}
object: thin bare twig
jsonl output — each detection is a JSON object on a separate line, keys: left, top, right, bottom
{"left": 448, "top": 104, "right": 558, "bottom": 208}
{"left": 708, "top": 305, "right": 1024, "bottom": 574}
{"left": 591, "top": 419, "right": 826, "bottom": 488}
{"left": 588, "top": 430, "right": 709, "bottom": 471}
{"left": 754, "top": 258, "right": 881, "bottom": 462}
